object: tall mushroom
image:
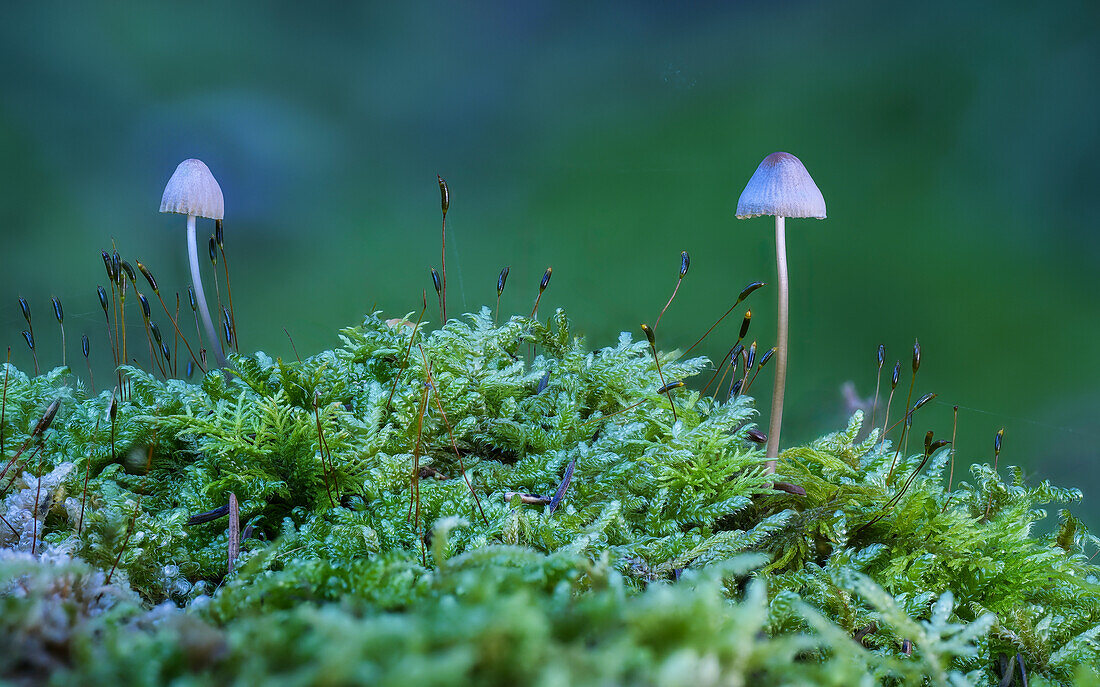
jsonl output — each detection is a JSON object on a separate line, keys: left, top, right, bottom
{"left": 735, "top": 152, "right": 826, "bottom": 473}
{"left": 160, "top": 159, "right": 229, "bottom": 368}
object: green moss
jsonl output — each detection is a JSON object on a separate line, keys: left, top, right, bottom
{"left": 1, "top": 308, "right": 1098, "bottom": 685}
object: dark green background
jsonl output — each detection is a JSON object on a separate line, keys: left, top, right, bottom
{"left": 1, "top": 2, "right": 1097, "bottom": 521}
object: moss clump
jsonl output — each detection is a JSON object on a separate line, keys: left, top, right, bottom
{"left": 2, "top": 308, "right": 1098, "bottom": 685}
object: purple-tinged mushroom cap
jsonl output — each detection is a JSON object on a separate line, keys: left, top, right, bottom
{"left": 160, "top": 159, "right": 224, "bottom": 220}
{"left": 735, "top": 152, "right": 825, "bottom": 219}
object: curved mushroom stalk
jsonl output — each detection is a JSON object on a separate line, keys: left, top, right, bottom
{"left": 186, "top": 214, "right": 228, "bottom": 368}
{"left": 160, "top": 159, "right": 229, "bottom": 369}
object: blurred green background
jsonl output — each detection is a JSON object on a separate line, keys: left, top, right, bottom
{"left": 1, "top": 2, "right": 1097, "bottom": 522}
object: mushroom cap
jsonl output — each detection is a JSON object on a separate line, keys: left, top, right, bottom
{"left": 159, "top": 159, "right": 224, "bottom": 220}
{"left": 735, "top": 152, "right": 825, "bottom": 219}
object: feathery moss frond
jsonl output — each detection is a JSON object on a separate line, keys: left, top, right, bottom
{"left": 1, "top": 310, "right": 1097, "bottom": 685}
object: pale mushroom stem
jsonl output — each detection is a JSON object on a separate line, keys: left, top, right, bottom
{"left": 766, "top": 215, "right": 788, "bottom": 473}
{"left": 187, "top": 214, "right": 228, "bottom": 368}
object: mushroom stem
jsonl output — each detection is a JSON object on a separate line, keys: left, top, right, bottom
{"left": 187, "top": 214, "right": 228, "bottom": 368}
{"left": 765, "top": 216, "right": 788, "bottom": 473}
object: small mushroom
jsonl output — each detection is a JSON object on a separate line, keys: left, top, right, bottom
{"left": 160, "top": 159, "right": 228, "bottom": 368}
{"left": 736, "top": 152, "right": 825, "bottom": 473}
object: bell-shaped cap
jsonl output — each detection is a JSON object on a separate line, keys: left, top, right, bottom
{"left": 735, "top": 152, "right": 825, "bottom": 219}
{"left": 160, "top": 159, "right": 224, "bottom": 220}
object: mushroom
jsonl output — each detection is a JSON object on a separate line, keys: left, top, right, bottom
{"left": 735, "top": 152, "right": 826, "bottom": 473}
{"left": 160, "top": 159, "right": 229, "bottom": 368}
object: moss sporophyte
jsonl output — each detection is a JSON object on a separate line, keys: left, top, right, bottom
{"left": 1, "top": 160, "right": 1098, "bottom": 685}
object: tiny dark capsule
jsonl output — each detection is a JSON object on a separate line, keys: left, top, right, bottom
{"left": 208, "top": 236, "right": 218, "bottom": 265}
{"left": 188, "top": 286, "right": 197, "bottom": 312}
{"left": 51, "top": 296, "right": 63, "bottom": 323}
{"left": 138, "top": 294, "right": 151, "bottom": 320}
{"left": 160, "top": 341, "right": 171, "bottom": 363}
{"left": 679, "top": 251, "right": 690, "bottom": 278}
{"left": 736, "top": 281, "right": 766, "bottom": 303}
{"left": 33, "top": 399, "right": 61, "bottom": 436}
{"left": 640, "top": 323, "right": 655, "bottom": 346}
{"left": 891, "top": 361, "right": 900, "bottom": 388}
{"left": 215, "top": 219, "right": 224, "bottom": 248}
{"left": 730, "top": 378, "right": 743, "bottom": 399}
{"left": 108, "top": 393, "right": 118, "bottom": 420}
{"left": 136, "top": 262, "right": 159, "bottom": 293}
{"left": 223, "top": 319, "right": 233, "bottom": 346}
{"left": 431, "top": 268, "right": 442, "bottom": 295}
{"left": 901, "top": 639, "right": 912, "bottom": 655}
{"left": 758, "top": 347, "right": 776, "bottom": 368}
{"left": 849, "top": 619, "right": 875, "bottom": 646}
{"left": 928, "top": 440, "right": 951, "bottom": 453}
{"left": 730, "top": 343, "right": 744, "bottom": 364}
{"left": 102, "top": 251, "right": 116, "bottom": 282}
{"left": 912, "top": 392, "right": 936, "bottom": 412}
{"left": 540, "top": 267, "right": 552, "bottom": 291}
{"left": 745, "top": 341, "right": 757, "bottom": 369}
{"left": 877, "top": 344, "right": 885, "bottom": 366}
{"left": 437, "top": 175, "right": 450, "bottom": 215}
{"left": 772, "top": 481, "right": 806, "bottom": 496}
{"left": 739, "top": 310, "right": 752, "bottom": 340}
{"left": 853, "top": 623, "right": 878, "bottom": 644}
{"left": 657, "top": 380, "right": 684, "bottom": 394}
{"left": 82, "top": 334, "right": 90, "bottom": 358}
{"left": 223, "top": 306, "right": 232, "bottom": 328}
{"left": 120, "top": 260, "right": 136, "bottom": 283}
{"left": 994, "top": 428, "right": 1004, "bottom": 456}
{"left": 112, "top": 251, "right": 120, "bottom": 274}
{"left": 746, "top": 428, "right": 767, "bottom": 444}
{"left": 98, "top": 286, "right": 109, "bottom": 314}
{"left": 547, "top": 455, "right": 576, "bottom": 514}
{"left": 185, "top": 504, "right": 230, "bottom": 525}
{"left": 912, "top": 338, "right": 921, "bottom": 374}
{"left": 924, "top": 430, "right": 934, "bottom": 453}
{"left": 18, "top": 298, "right": 30, "bottom": 324}
{"left": 21, "top": 330, "right": 33, "bottom": 350}
{"left": 150, "top": 322, "right": 163, "bottom": 345}
{"left": 536, "top": 371, "right": 551, "bottom": 394}
{"left": 497, "top": 266, "right": 510, "bottom": 296}
{"left": 186, "top": 360, "right": 194, "bottom": 379}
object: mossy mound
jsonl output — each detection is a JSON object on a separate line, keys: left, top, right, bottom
{"left": 2, "top": 309, "right": 1098, "bottom": 685}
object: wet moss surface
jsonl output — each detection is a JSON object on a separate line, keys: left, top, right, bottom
{"left": 2, "top": 310, "right": 1098, "bottom": 685}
